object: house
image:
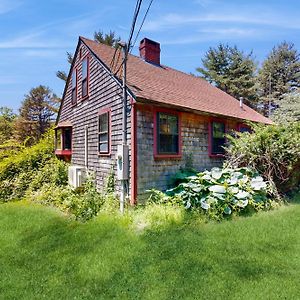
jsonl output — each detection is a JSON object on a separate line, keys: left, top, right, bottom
{"left": 55, "top": 36, "right": 272, "bottom": 204}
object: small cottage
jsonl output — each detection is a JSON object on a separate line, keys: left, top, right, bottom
{"left": 55, "top": 36, "right": 271, "bottom": 203}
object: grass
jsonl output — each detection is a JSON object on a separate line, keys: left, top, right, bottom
{"left": 0, "top": 201, "right": 299, "bottom": 299}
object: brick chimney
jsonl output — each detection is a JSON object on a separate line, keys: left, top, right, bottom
{"left": 139, "top": 38, "right": 160, "bottom": 65}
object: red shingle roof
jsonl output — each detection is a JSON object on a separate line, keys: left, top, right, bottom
{"left": 81, "top": 37, "right": 272, "bottom": 124}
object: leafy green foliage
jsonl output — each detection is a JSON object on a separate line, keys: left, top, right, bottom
{"left": 226, "top": 122, "right": 300, "bottom": 194}
{"left": 0, "top": 106, "right": 16, "bottom": 144}
{"left": 94, "top": 30, "right": 121, "bottom": 48}
{"left": 197, "top": 43, "right": 257, "bottom": 106}
{"left": 15, "top": 86, "right": 60, "bottom": 143}
{"left": 272, "top": 92, "right": 300, "bottom": 122}
{"left": 167, "top": 167, "right": 273, "bottom": 220}
{"left": 0, "top": 131, "right": 55, "bottom": 201}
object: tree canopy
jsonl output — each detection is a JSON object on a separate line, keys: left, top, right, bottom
{"left": 15, "top": 85, "right": 60, "bottom": 143}
{"left": 258, "top": 41, "right": 300, "bottom": 116}
{"left": 196, "top": 44, "right": 257, "bottom": 107}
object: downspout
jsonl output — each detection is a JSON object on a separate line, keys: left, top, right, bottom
{"left": 120, "top": 42, "right": 128, "bottom": 214}
{"left": 84, "top": 125, "right": 88, "bottom": 168}
{"left": 130, "top": 102, "right": 137, "bottom": 205}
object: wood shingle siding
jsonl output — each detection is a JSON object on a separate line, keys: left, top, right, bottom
{"left": 58, "top": 41, "right": 132, "bottom": 193}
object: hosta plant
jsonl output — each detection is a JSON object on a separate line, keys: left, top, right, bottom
{"left": 167, "top": 167, "right": 274, "bottom": 218}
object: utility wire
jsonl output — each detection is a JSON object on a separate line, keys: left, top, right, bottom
{"left": 130, "top": 0, "right": 154, "bottom": 53}
{"left": 127, "top": 0, "right": 143, "bottom": 50}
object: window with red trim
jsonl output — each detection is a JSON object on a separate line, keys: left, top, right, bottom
{"left": 238, "top": 124, "right": 251, "bottom": 133}
{"left": 210, "top": 121, "right": 226, "bottom": 155}
{"left": 82, "top": 57, "right": 88, "bottom": 98}
{"left": 71, "top": 69, "right": 77, "bottom": 105}
{"left": 98, "top": 111, "right": 110, "bottom": 154}
{"left": 156, "top": 112, "right": 179, "bottom": 155}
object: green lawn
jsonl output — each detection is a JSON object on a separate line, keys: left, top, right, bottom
{"left": 0, "top": 201, "right": 299, "bottom": 300}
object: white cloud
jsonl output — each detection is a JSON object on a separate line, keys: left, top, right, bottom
{"left": 143, "top": 10, "right": 300, "bottom": 33}
{"left": 0, "top": 0, "right": 22, "bottom": 14}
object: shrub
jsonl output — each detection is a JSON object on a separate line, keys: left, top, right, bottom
{"left": 225, "top": 122, "right": 300, "bottom": 195}
{"left": 0, "top": 131, "right": 54, "bottom": 201}
{"left": 146, "top": 167, "right": 276, "bottom": 221}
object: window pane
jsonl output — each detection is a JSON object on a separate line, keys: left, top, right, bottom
{"left": 213, "top": 122, "right": 225, "bottom": 138}
{"left": 99, "top": 133, "right": 108, "bottom": 143}
{"left": 72, "top": 88, "right": 76, "bottom": 104}
{"left": 240, "top": 126, "right": 251, "bottom": 133}
{"left": 82, "top": 58, "right": 88, "bottom": 80}
{"left": 212, "top": 138, "right": 226, "bottom": 154}
{"left": 99, "top": 113, "right": 108, "bottom": 132}
{"left": 72, "top": 70, "right": 76, "bottom": 89}
{"left": 157, "top": 112, "right": 179, "bottom": 154}
{"left": 64, "top": 128, "right": 72, "bottom": 150}
{"left": 82, "top": 79, "right": 87, "bottom": 97}
{"left": 211, "top": 122, "right": 226, "bottom": 154}
{"left": 158, "top": 134, "right": 179, "bottom": 154}
{"left": 98, "top": 112, "right": 110, "bottom": 153}
{"left": 169, "top": 115, "right": 178, "bottom": 134}
{"left": 56, "top": 129, "right": 62, "bottom": 150}
{"left": 99, "top": 142, "right": 108, "bottom": 153}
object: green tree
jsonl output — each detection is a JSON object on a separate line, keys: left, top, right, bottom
{"left": 94, "top": 30, "right": 121, "bottom": 48}
{"left": 196, "top": 44, "right": 257, "bottom": 107}
{"left": 15, "top": 86, "right": 60, "bottom": 143}
{"left": 57, "top": 30, "right": 121, "bottom": 82}
{"left": 272, "top": 91, "right": 300, "bottom": 123}
{"left": 258, "top": 42, "right": 300, "bottom": 116}
{"left": 0, "top": 107, "right": 16, "bottom": 144}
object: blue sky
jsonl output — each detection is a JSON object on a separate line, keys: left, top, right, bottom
{"left": 1, "top": 0, "right": 300, "bottom": 111}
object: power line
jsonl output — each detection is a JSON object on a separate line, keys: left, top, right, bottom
{"left": 130, "top": 0, "right": 154, "bottom": 53}
{"left": 127, "top": 0, "right": 143, "bottom": 50}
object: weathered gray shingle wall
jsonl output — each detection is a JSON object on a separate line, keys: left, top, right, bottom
{"left": 136, "top": 104, "right": 238, "bottom": 200}
{"left": 59, "top": 41, "right": 132, "bottom": 193}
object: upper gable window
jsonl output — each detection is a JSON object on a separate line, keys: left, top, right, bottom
{"left": 82, "top": 57, "right": 89, "bottom": 98}
{"left": 71, "top": 69, "right": 77, "bottom": 105}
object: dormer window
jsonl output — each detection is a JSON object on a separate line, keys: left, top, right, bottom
{"left": 82, "top": 57, "right": 89, "bottom": 98}
{"left": 71, "top": 69, "right": 77, "bottom": 105}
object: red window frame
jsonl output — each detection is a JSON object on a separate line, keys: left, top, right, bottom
{"left": 98, "top": 108, "right": 111, "bottom": 156}
{"left": 153, "top": 107, "right": 182, "bottom": 159}
{"left": 71, "top": 69, "right": 77, "bottom": 106}
{"left": 55, "top": 127, "right": 72, "bottom": 158}
{"left": 81, "top": 55, "right": 89, "bottom": 100}
{"left": 208, "top": 118, "right": 227, "bottom": 158}
{"left": 237, "top": 123, "right": 252, "bottom": 133}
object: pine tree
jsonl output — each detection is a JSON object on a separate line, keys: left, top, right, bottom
{"left": 93, "top": 30, "right": 121, "bottom": 48}
{"left": 196, "top": 44, "right": 257, "bottom": 107}
{"left": 15, "top": 86, "right": 60, "bottom": 143}
{"left": 272, "top": 91, "right": 300, "bottom": 123}
{"left": 258, "top": 41, "right": 300, "bottom": 116}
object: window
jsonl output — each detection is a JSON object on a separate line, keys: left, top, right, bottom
{"left": 156, "top": 112, "right": 179, "bottom": 155}
{"left": 210, "top": 121, "right": 226, "bottom": 156}
{"left": 55, "top": 126, "right": 72, "bottom": 160}
{"left": 82, "top": 57, "right": 89, "bottom": 98}
{"left": 238, "top": 124, "right": 251, "bottom": 133}
{"left": 71, "top": 69, "right": 77, "bottom": 105}
{"left": 98, "top": 111, "right": 110, "bottom": 154}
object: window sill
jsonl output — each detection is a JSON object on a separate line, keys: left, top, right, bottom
{"left": 154, "top": 154, "right": 182, "bottom": 160}
{"left": 209, "top": 153, "right": 225, "bottom": 158}
{"left": 55, "top": 149, "right": 72, "bottom": 156}
{"left": 98, "top": 152, "right": 111, "bottom": 157}
{"left": 81, "top": 95, "right": 89, "bottom": 101}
